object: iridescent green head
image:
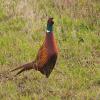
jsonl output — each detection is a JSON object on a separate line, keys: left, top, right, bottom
{"left": 47, "top": 18, "right": 54, "bottom": 33}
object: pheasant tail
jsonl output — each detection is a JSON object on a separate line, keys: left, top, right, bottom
{"left": 10, "top": 61, "right": 35, "bottom": 76}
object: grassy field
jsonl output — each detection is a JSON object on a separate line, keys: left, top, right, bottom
{"left": 0, "top": 0, "right": 100, "bottom": 99}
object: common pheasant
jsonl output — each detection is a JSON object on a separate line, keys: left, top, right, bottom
{"left": 11, "top": 18, "right": 58, "bottom": 78}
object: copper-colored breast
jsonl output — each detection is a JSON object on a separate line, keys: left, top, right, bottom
{"left": 45, "top": 32, "right": 58, "bottom": 55}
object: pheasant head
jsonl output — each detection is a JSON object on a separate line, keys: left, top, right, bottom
{"left": 47, "top": 18, "right": 54, "bottom": 33}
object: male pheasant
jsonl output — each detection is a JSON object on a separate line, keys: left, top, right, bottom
{"left": 11, "top": 18, "right": 58, "bottom": 78}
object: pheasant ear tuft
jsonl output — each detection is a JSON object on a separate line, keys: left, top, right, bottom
{"left": 48, "top": 17, "right": 53, "bottom": 21}
{"left": 49, "top": 17, "right": 53, "bottom": 20}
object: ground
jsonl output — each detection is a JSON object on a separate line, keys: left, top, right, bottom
{"left": 0, "top": 0, "right": 100, "bottom": 100}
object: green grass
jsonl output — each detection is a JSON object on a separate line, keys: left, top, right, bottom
{"left": 0, "top": 0, "right": 100, "bottom": 100}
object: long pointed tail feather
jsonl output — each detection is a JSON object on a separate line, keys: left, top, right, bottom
{"left": 10, "top": 66, "right": 23, "bottom": 72}
{"left": 11, "top": 61, "right": 35, "bottom": 76}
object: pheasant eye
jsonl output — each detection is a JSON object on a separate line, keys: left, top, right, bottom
{"left": 48, "top": 20, "right": 54, "bottom": 25}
